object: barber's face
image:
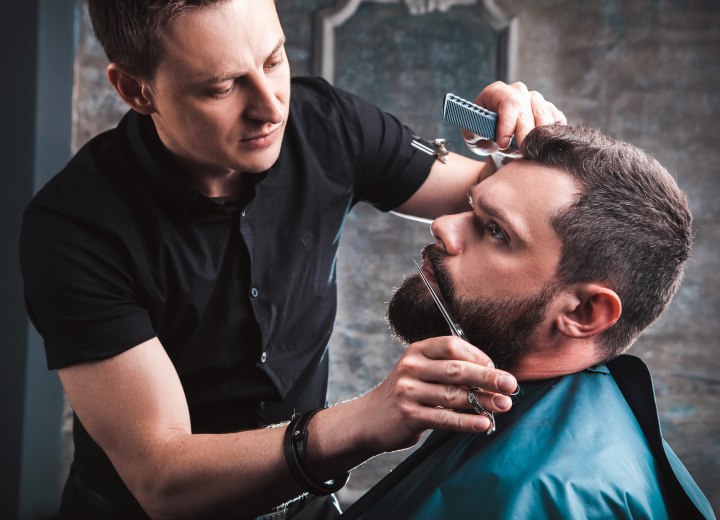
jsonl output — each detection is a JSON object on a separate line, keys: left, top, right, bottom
{"left": 144, "top": 0, "right": 290, "bottom": 176}
{"left": 387, "top": 161, "right": 578, "bottom": 370}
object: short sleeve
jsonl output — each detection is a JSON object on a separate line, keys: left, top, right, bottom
{"left": 20, "top": 202, "right": 156, "bottom": 369}
{"left": 352, "top": 95, "right": 435, "bottom": 210}
{"left": 305, "top": 78, "right": 436, "bottom": 212}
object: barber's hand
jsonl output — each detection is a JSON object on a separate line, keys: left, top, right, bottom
{"left": 358, "top": 336, "right": 517, "bottom": 452}
{"left": 473, "top": 81, "right": 567, "bottom": 148}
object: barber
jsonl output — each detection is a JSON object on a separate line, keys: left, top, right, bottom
{"left": 19, "top": 0, "right": 565, "bottom": 518}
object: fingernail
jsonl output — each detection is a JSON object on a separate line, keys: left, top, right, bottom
{"left": 498, "top": 374, "right": 517, "bottom": 393}
{"left": 486, "top": 360, "right": 495, "bottom": 369}
{"left": 492, "top": 394, "right": 511, "bottom": 410}
{"left": 499, "top": 136, "right": 512, "bottom": 149}
{"left": 475, "top": 417, "right": 490, "bottom": 432}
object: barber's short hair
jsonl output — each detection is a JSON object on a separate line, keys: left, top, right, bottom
{"left": 88, "top": 0, "right": 231, "bottom": 79}
{"left": 522, "top": 124, "right": 692, "bottom": 361}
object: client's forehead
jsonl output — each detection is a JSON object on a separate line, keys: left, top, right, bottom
{"left": 471, "top": 160, "right": 579, "bottom": 245}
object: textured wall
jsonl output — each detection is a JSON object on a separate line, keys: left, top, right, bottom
{"left": 333, "top": 2, "right": 501, "bottom": 140}
{"left": 73, "top": 0, "right": 719, "bottom": 512}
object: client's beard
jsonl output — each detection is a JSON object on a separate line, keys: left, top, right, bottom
{"left": 387, "top": 245, "right": 557, "bottom": 370}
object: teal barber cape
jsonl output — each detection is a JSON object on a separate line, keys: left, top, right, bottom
{"left": 341, "top": 355, "right": 714, "bottom": 519}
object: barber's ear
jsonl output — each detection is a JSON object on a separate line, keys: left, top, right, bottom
{"left": 555, "top": 284, "right": 622, "bottom": 339}
{"left": 106, "top": 64, "right": 156, "bottom": 115}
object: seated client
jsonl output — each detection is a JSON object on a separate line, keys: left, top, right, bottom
{"left": 341, "top": 124, "right": 715, "bottom": 520}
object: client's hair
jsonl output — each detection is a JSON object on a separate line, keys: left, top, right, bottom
{"left": 522, "top": 124, "right": 692, "bottom": 361}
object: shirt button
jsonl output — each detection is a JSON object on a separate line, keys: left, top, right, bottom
{"left": 301, "top": 231, "right": 314, "bottom": 249}
{"left": 259, "top": 401, "right": 266, "bottom": 410}
{"left": 260, "top": 351, "right": 268, "bottom": 363}
{"left": 241, "top": 210, "right": 246, "bottom": 217}
{"left": 251, "top": 287, "right": 259, "bottom": 298}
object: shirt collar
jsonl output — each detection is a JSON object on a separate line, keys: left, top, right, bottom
{"left": 124, "top": 110, "right": 202, "bottom": 218}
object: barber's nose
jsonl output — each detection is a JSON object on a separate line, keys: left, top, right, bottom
{"left": 246, "top": 77, "right": 283, "bottom": 124}
{"left": 430, "top": 213, "right": 468, "bottom": 256}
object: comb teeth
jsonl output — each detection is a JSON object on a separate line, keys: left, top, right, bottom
{"left": 442, "top": 93, "right": 499, "bottom": 141}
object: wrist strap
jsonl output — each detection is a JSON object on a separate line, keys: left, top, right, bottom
{"left": 283, "top": 408, "right": 350, "bottom": 496}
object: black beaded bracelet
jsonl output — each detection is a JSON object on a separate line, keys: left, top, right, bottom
{"left": 283, "top": 408, "right": 350, "bottom": 496}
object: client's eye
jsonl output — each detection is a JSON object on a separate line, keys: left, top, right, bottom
{"left": 487, "top": 222, "right": 507, "bottom": 242}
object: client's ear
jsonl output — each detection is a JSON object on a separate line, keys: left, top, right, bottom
{"left": 106, "top": 63, "right": 156, "bottom": 115}
{"left": 555, "top": 284, "right": 622, "bottom": 339}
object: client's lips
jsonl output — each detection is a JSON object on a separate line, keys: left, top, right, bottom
{"left": 420, "top": 256, "right": 439, "bottom": 286}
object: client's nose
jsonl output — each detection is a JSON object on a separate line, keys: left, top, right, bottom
{"left": 430, "top": 213, "right": 469, "bottom": 256}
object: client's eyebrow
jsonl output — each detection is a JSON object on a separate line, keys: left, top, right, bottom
{"left": 469, "top": 191, "right": 529, "bottom": 245}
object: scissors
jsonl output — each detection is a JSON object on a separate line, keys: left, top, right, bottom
{"left": 412, "top": 260, "right": 497, "bottom": 434}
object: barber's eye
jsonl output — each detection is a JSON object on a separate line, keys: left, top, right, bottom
{"left": 266, "top": 52, "right": 285, "bottom": 71}
{"left": 210, "top": 85, "right": 234, "bottom": 99}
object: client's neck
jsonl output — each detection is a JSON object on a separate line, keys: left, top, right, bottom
{"left": 507, "top": 340, "right": 602, "bottom": 382}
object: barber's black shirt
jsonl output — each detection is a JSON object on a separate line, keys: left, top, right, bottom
{"left": 20, "top": 76, "right": 434, "bottom": 509}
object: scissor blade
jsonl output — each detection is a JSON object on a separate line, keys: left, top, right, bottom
{"left": 413, "top": 260, "right": 465, "bottom": 340}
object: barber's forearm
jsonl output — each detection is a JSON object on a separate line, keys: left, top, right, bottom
{"left": 125, "top": 406, "right": 384, "bottom": 519}
{"left": 394, "top": 153, "right": 488, "bottom": 219}
{"left": 141, "top": 400, "right": 394, "bottom": 518}
{"left": 124, "top": 426, "right": 300, "bottom": 519}
{"left": 58, "top": 339, "right": 369, "bottom": 518}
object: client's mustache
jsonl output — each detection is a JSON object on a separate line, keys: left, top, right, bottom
{"left": 421, "top": 244, "right": 457, "bottom": 312}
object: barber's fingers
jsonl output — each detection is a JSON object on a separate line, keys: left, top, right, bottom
{"left": 396, "top": 379, "right": 513, "bottom": 413}
{"left": 474, "top": 81, "right": 566, "bottom": 148}
{"left": 413, "top": 334, "right": 492, "bottom": 366}
{"left": 547, "top": 101, "right": 567, "bottom": 125}
{"left": 530, "top": 91, "right": 554, "bottom": 126}
{"left": 359, "top": 336, "right": 516, "bottom": 446}
{"left": 475, "top": 81, "right": 527, "bottom": 149}
{"left": 530, "top": 92, "right": 567, "bottom": 128}
{"left": 512, "top": 82, "right": 537, "bottom": 146}
{"left": 409, "top": 336, "right": 518, "bottom": 395}
{"left": 411, "top": 405, "right": 495, "bottom": 434}
{"left": 466, "top": 387, "right": 513, "bottom": 413}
